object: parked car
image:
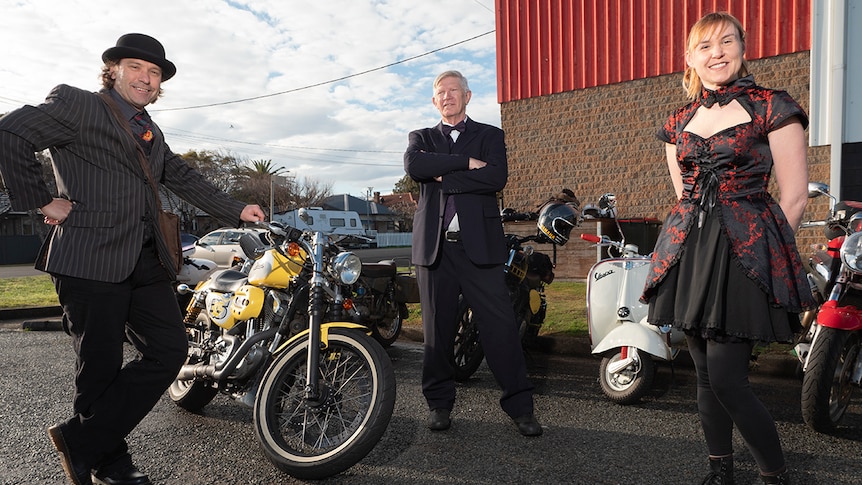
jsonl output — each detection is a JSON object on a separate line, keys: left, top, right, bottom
{"left": 180, "top": 232, "right": 199, "bottom": 250}
{"left": 188, "top": 227, "right": 265, "bottom": 268}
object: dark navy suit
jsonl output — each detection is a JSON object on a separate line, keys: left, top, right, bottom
{"left": 404, "top": 117, "right": 534, "bottom": 419}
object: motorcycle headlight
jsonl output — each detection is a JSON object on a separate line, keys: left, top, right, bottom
{"left": 849, "top": 213, "right": 862, "bottom": 234}
{"left": 332, "top": 252, "right": 362, "bottom": 285}
{"left": 840, "top": 231, "right": 862, "bottom": 272}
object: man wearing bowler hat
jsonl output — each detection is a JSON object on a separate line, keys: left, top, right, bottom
{"left": 0, "top": 34, "right": 265, "bottom": 484}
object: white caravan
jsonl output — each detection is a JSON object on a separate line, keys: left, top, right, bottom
{"left": 274, "top": 208, "right": 372, "bottom": 246}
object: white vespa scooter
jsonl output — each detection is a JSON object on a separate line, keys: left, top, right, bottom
{"left": 581, "top": 225, "right": 684, "bottom": 404}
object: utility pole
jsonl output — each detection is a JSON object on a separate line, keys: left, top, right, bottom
{"left": 366, "top": 186, "right": 373, "bottom": 232}
{"left": 270, "top": 170, "right": 289, "bottom": 221}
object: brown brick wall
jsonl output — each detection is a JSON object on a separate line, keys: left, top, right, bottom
{"left": 501, "top": 51, "right": 831, "bottom": 279}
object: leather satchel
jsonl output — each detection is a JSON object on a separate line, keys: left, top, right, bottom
{"left": 157, "top": 209, "right": 183, "bottom": 273}
{"left": 98, "top": 92, "right": 183, "bottom": 273}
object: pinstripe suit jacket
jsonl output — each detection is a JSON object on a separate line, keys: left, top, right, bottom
{"left": 0, "top": 84, "right": 246, "bottom": 282}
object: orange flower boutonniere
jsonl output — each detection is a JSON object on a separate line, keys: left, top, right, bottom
{"left": 142, "top": 130, "right": 154, "bottom": 142}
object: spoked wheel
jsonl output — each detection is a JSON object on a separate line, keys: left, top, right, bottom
{"left": 254, "top": 327, "right": 396, "bottom": 480}
{"left": 801, "top": 327, "right": 860, "bottom": 432}
{"left": 168, "top": 317, "right": 218, "bottom": 412}
{"left": 598, "top": 347, "right": 655, "bottom": 405}
{"left": 452, "top": 298, "right": 485, "bottom": 382}
{"left": 370, "top": 298, "right": 406, "bottom": 348}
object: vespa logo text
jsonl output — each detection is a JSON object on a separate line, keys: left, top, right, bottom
{"left": 594, "top": 269, "right": 615, "bottom": 281}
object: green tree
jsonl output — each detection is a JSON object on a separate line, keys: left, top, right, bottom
{"left": 168, "top": 150, "right": 247, "bottom": 233}
{"left": 231, "top": 159, "right": 288, "bottom": 218}
{"left": 172, "top": 151, "right": 333, "bottom": 225}
{"left": 393, "top": 174, "right": 420, "bottom": 196}
{"left": 179, "top": 149, "right": 243, "bottom": 194}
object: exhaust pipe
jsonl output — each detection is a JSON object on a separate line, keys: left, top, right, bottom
{"left": 176, "top": 327, "right": 278, "bottom": 381}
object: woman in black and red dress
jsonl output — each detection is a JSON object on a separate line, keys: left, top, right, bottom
{"left": 641, "top": 12, "right": 813, "bottom": 485}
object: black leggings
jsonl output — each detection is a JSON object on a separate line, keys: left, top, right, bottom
{"left": 686, "top": 335, "right": 785, "bottom": 473}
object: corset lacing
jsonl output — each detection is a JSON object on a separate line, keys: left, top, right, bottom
{"left": 682, "top": 165, "right": 720, "bottom": 228}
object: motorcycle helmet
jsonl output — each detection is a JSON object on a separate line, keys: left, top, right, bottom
{"left": 537, "top": 202, "right": 580, "bottom": 245}
{"left": 582, "top": 193, "right": 617, "bottom": 219}
{"left": 598, "top": 193, "right": 617, "bottom": 218}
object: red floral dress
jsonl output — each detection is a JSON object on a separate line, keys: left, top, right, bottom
{"left": 641, "top": 76, "right": 814, "bottom": 343}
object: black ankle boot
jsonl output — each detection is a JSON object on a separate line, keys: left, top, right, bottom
{"left": 760, "top": 469, "right": 790, "bottom": 484}
{"left": 701, "top": 455, "right": 734, "bottom": 485}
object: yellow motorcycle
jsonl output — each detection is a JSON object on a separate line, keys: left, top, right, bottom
{"left": 170, "top": 221, "right": 395, "bottom": 479}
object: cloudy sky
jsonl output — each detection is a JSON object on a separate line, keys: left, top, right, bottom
{"left": 0, "top": 0, "right": 500, "bottom": 199}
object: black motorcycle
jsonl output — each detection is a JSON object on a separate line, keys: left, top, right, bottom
{"left": 341, "top": 257, "right": 413, "bottom": 347}
{"left": 451, "top": 195, "right": 580, "bottom": 381}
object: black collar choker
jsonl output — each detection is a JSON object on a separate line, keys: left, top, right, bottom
{"left": 700, "top": 75, "right": 755, "bottom": 108}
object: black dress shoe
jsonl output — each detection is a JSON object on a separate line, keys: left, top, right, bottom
{"left": 92, "top": 465, "right": 152, "bottom": 485}
{"left": 427, "top": 408, "right": 451, "bottom": 431}
{"left": 47, "top": 424, "right": 93, "bottom": 485}
{"left": 512, "top": 414, "right": 543, "bottom": 437}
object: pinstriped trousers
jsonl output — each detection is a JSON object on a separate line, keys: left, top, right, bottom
{"left": 51, "top": 242, "right": 188, "bottom": 469}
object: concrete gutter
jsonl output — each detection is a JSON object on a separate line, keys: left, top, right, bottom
{"left": 398, "top": 325, "right": 801, "bottom": 379}
{"left": 2, "top": 306, "right": 799, "bottom": 378}
{"left": 0, "top": 306, "right": 64, "bottom": 331}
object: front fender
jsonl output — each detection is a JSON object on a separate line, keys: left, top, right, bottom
{"left": 817, "top": 300, "right": 862, "bottom": 331}
{"left": 274, "top": 322, "right": 369, "bottom": 354}
{"left": 592, "top": 322, "right": 672, "bottom": 361}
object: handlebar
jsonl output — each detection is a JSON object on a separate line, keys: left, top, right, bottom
{"left": 799, "top": 220, "right": 827, "bottom": 229}
{"left": 580, "top": 233, "right": 642, "bottom": 258}
{"left": 581, "top": 234, "right": 602, "bottom": 244}
{"left": 254, "top": 220, "right": 303, "bottom": 242}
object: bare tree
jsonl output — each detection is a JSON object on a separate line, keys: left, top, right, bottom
{"left": 229, "top": 159, "right": 333, "bottom": 216}
{"left": 387, "top": 197, "right": 416, "bottom": 232}
{"left": 291, "top": 177, "right": 333, "bottom": 209}
{"left": 388, "top": 175, "right": 418, "bottom": 232}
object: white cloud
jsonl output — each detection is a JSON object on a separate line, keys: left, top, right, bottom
{"left": 0, "top": 0, "right": 500, "bottom": 198}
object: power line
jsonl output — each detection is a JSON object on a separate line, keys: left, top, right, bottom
{"left": 164, "top": 130, "right": 404, "bottom": 167}
{"left": 162, "top": 126, "right": 403, "bottom": 154}
{"left": 153, "top": 30, "right": 495, "bottom": 112}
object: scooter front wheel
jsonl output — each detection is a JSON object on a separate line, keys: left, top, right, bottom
{"left": 599, "top": 348, "right": 654, "bottom": 405}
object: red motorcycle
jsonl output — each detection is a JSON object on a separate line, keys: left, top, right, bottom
{"left": 800, "top": 182, "right": 862, "bottom": 432}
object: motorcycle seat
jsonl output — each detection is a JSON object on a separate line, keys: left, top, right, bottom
{"left": 362, "top": 260, "right": 397, "bottom": 278}
{"left": 210, "top": 269, "right": 249, "bottom": 293}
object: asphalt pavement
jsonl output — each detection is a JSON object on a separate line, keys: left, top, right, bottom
{"left": 1, "top": 329, "right": 861, "bottom": 484}
{"left": 2, "top": 265, "right": 860, "bottom": 484}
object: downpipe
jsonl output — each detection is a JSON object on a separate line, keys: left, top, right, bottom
{"left": 176, "top": 327, "right": 278, "bottom": 382}
{"left": 178, "top": 280, "right": 307, "bottom": 383}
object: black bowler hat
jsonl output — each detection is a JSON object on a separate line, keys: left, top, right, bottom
{"left": 102, "top": 33, "right": 176, "bottom": 81}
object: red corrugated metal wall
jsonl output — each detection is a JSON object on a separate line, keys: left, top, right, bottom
{"left": 496, "top": 0, "right": 811, "bottom": 103}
